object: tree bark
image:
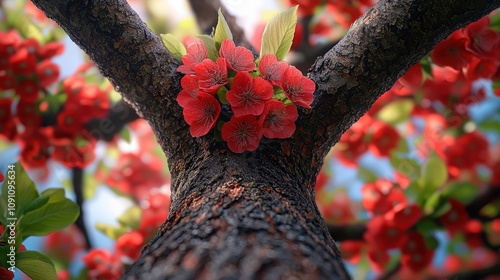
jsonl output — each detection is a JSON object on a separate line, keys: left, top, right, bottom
{"left": 30, "top": 0, "right": 500, "bottom": 279}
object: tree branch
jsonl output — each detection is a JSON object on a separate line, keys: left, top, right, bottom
{"left": 72, "top": 167, "right": 92, "bottom": 249}
{"left": 84, "top": 99, "right": 139, "bottom": 142}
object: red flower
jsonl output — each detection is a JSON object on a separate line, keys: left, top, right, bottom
{"left": 21, "top": 38, "right": 40, "bottom": 55}
{"left": 44, "top": 226, "right": 85, "bottom": 260}
{"left": 78, "top": 84, "right": 110, "bottom": 121}
{"left": 0, "top": 98, "right": 12, "bottom": 122}
{"left": 384, "top": 203, "right": 423, "bottom": 230}
{"left": 431, "top": 30, "right": 473, "bottom": 71}
{"left": 139, "top": 208, "right": 169, "bottom": 239}
{"left": 57, "top": 109, "right": 84, "bottom": 135}
{"left": 439, "top": 199, "right": 469, "bottom": 235}
{"left": 399, "top": 62, "right": 422, "bottom": 88}
{"left": 219, "top": 39, "right": 255, "bottom": 72}
{"left": 221, "top": 115, "right": 263, "bottom": 153}
{"left": 52, "top": 140, "right": 96, "bottom": 168}
{"left": 0, "top": 119, "right": 17, "bottom": 141}
{"left": 259, "top": 54, "right": 288, "bottom": 86}
{"left": 0, "top": 172, "right": 4, "bottom": 183}
{"left": 183, "top": 92, "right": 220, "bottom": 137}
{"left": 281, "top": 66, "right": 315, "bottom": 108}
{"left": 194, "top": 58, "right": 228, "bottom": 94}
{"left": 367, "top": 246, "right": 390, "bottom": 273}
{"left": 369, "top": 122, "right": 400, "bottom": 157}
{"left": 176, "top": 75, "right": 199, "bottom": 107}
{"left": 0, "top": 73, "right": 15, "bottom": 90}
{"left": 0, "top": 267, "right": 14, "bottom": 280}
{"left": 401, "top": 232, "right": 434, "bottom": 272}
{"left": 492, "top": 162, "right": 500, "bottom": 185}
{"left": 226, "top": 71, "right": 273, "bottom": 117}
{"left": 16, "top": 99, "right": 41, "bottom": 131}
{"left": 9, "top": 47, "right": 37, "bottom": 75}
{"left": 463, "top": 17, "right": 500, "bottom": 60}
{"left": 465, "top": 56, "right": 497, "bottom": 80}
{"left": 15, "top": 79, "right": 39, "bottom": 102}
{"left": 83, "top": 249, "right": 123, "bottom": 279}
{"left": 36, "top": 60, "right": 60, "bottom": 87}
{"left": 177, "top": 42, "right": 209, "bottom": 74}
{"left": 259, "top": 100, "right": 298, "bottom": 138}
{"left": 37, "top": 41, "right": 65, "bottom": 60}
{"left": 64, "top": 76, "right": 86, "bottom": 103}
{"left": 20, "top": 141, "right": 49, "bottom": 168}
{"left": 364, "top": 216, "right": 408, "bottom": 250}
{"left": 339, "top": 241, "right": 364, "bottom": 264}
{"left": 116, "top": 231, "right": 144, "bottom": 261}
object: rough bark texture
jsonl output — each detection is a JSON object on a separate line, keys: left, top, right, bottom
{"left": 30, "top": 0, "right": 500, "bottom": 279}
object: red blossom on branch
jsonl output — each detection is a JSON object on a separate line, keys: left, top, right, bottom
{"left": 194, "top": 58, "right": 228, "bottom": 94}
{"left": 226, "top": 71, "right": 273, "bottom": 117}
{"left": 221, "top": 115, "right": 263, "bottom": 153}
{"left": 281, "top": 66, "right": 315, "bottom": 108}
{"left": 219, "top": 39, "right": 255, "bottom": 72}
{"left": 183, "top": 92, "right": 221, "bottom": 137}
{"left": 177, "top": 42, "right": 209, "bottom": 74}
{"left": 259, "top": 100, "right": 298, "bottom": 139}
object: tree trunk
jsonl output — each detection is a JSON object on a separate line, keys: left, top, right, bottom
{"left": 30, "top": 0, "right": 500, "bottom": 279}
{"left": 124, "top": 152, "right": 348, "bottom": 279}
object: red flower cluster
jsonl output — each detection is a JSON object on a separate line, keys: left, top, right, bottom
{"left": 177, "top": 39, "right": 315, "bottom": 153}
{"left": 432, "top": 17, "right": 500, "bottom": 79}
{"left": 0, "top": 30, "right": 112, "bottom": 171}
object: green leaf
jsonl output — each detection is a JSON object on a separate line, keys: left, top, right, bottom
{"left": 213, "top": 8, "right": 233, "bottom": 50}
{"left": 1, "top": 163, "right": 39, "bottom": 220}
{"left": 160, "top": 34, "right": 186, "bottom": 61}
{"left": 479, "top": 119, "right": 500, "bottom": 133}
{"left": 390, "top": 156, "right": 420, "bottom": 179}
{"left": 216, "top": 86, "right": 229, "bottom": 104}
{"left": 95, "top": 223, "right": 127, "bottom": 240}
{"left": 490, "top": 12, "right": 500, "bottom": 33}
{"left": 117, "top": 205, "right": 142, "bottom": 229}
{"left": 358, "top": 166, "right": 378, "bottom": 183}
{"left": 16, "top": 250, "right": 57, "bottom": 280}
{"left": 260, "top": 6, "right": 298, "bottom": 60}
{"left": 424, "top": 235, "right": 439, "bottom": 250}
{"left": 423, "top": 192, "right": 451, "bottom": 217}
{"left": 443, "top": 182, "right": 479, "bottom": 204}
{"left": 22, "top": 188, "right": 66, "bottom": 216}
{"left": 196, "top": 34, "right": 218, "bottom": 60}
{"left": 419, "top": 155, "right": 448, "bottom": 192}
{"left": 119, "top": 127, "right": 131, "bottom": 143}
{"left": 415, "top": 218, "right": 439, "bottom": 234}
{"left": 19, "top": 192, "right": 80, "bottom": 237}
{"left": 420, "top": 55, "right": 433, "bottom": 80}
{"left": 376, "top": 99, "right": 414, "bottom": 125}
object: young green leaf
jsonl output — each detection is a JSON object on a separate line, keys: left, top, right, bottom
{"left": 16, "top": 250, "right": 57, "bottom": 280}
{"left": 95, "top": 223, "right": 128, "bottom": 240}
{"left": 420, "top": 154, "right": 448, "bottom": 192}
{"left": 196, "top": 34, "right": 218, "bottom": 60}
{"left": 160, "top": 34, "right": 186, "bottom": 61}
{"left": 117, "top": 205, "right": 142, "bottom": 229}
{"left": 260, "top": 5, "right": 298, "bottom": 60}
{"left": 213, "top": 8, "right": 233, "bottom": 49}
